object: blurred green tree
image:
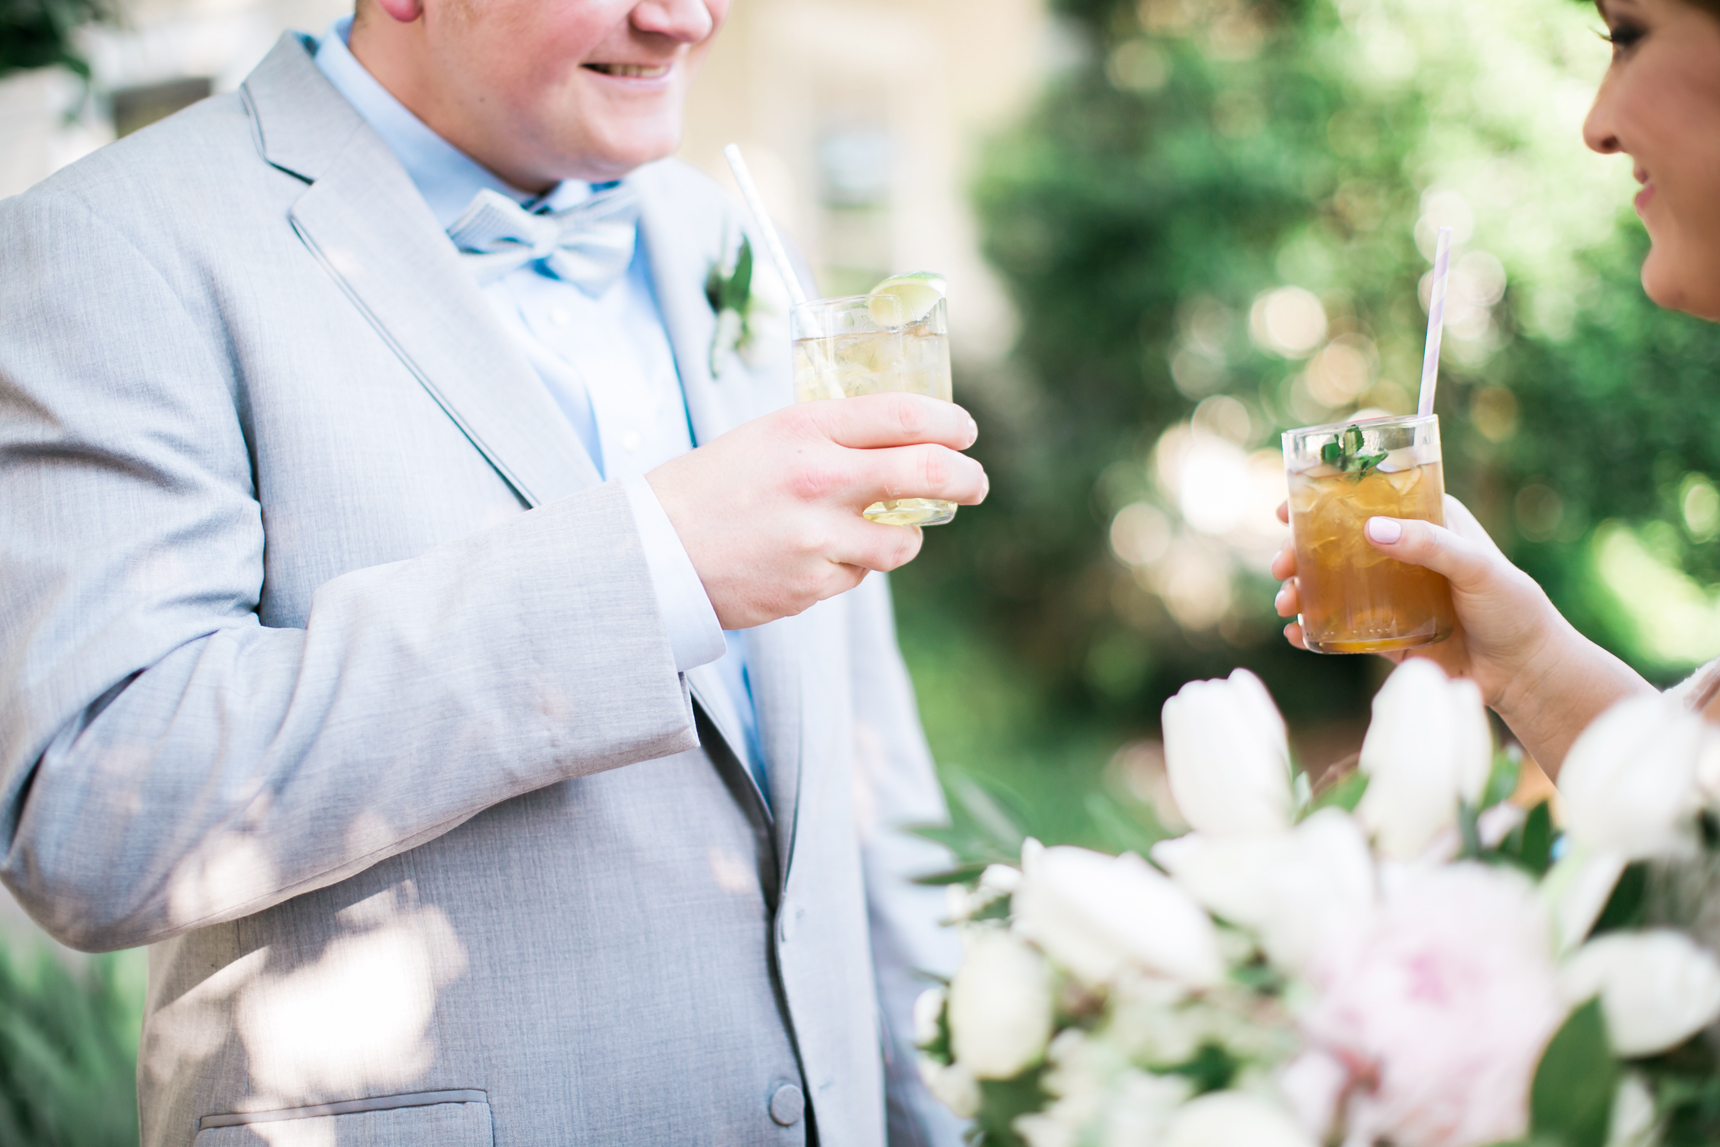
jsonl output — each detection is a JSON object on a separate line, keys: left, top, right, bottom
{"left": 0, "top": 0, "right": 114, "bottom": 81}
{"left": 901, "top": 0, "right": 1720, "bottom": 770}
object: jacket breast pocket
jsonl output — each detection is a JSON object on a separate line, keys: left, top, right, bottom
{"left": 192, "top": 1090, "right": 492, "bottom": 1147}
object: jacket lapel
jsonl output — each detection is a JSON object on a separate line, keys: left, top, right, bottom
{"left": 748, "top": 617, "right": 804, "bottom": 879}
{"left": 636, "top": 163, "right": 805, "bottom": 869}
{"left": 635, "top": 163, "right": 793, "bottom": 449}
{"left": 245, "top": 35, "right": 601, "bottom": 508}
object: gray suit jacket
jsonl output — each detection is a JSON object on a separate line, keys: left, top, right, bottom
{"left": 0, "top": 34, "right": 963, "bottom": 1147}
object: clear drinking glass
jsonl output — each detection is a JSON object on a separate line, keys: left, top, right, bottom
{"left": 791, "top": 293, "right": 955, "bottom": 527}
{"left": 1283, "top": 413, "right": 1455, "bottom": 654}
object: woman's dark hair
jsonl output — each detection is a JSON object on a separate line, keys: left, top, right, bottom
{"left": 1596, "top": 0, "right": 1720, "bottom": 17}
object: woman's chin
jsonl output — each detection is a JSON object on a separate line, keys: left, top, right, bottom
{"left": 1640, "top": 238, "right": 1720, "bottom": 322}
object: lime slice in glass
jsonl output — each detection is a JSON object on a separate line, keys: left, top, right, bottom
{"left": 868, "top": 272, "right": 947, "bottom": 326}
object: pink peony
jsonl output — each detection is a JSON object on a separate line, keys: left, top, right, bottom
{"left": 1301, "top": 863, "right": 1567, "bottom": 1147}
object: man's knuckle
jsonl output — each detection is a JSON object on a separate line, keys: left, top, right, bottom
{"left": 789, "top": 459, "right": 839, "bottom": 501}
{"left": 892, "top": 394, "right": 927, "bottom": 438}
{"left": 920, "top": 448, "right": 950, "bottom": 489}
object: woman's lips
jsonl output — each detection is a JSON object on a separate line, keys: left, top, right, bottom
{"left": 1635, "top": 183, "right": 1656, "bottom": 214}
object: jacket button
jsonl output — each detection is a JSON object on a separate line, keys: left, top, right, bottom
{"left": 769, "top": 1083, "right": 805, "bottom": 1126}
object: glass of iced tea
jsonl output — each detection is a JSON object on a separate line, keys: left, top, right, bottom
{"left": 791, "top": 278, "right": 955, "bottom": 527}
{"left": 1283, "top": 413, "right": 1455, "bottom": 654}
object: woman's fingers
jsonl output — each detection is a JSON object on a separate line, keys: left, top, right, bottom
{"left": 1364, "top": 516, "right": 1502, "bottom": 593}
{"left": 1282, "top": 620, "right": 1308, "bottom": 650}
{"left": 1276, "top": 500, "right": 1290, "bottom": 525}
{"left": 1441, "top": 494, "right": 1508, "bottom": 559}
{"left": 1274, "top": 579, "right": 1300, "bottom": 618}
{"left": 1270, "top": 546, "right": 1296, "bottom": 581}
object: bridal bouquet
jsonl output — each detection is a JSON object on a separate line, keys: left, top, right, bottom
{"left": 916, "top": 661, "right": 1720, "bottom": 1147}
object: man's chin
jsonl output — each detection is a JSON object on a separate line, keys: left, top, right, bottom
{"left": 550, "top": 122, "right": 683, "bottom": 183}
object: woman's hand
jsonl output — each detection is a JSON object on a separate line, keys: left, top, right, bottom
{"left": 1270, "top": 494, "right": 1655, "bottom": 773}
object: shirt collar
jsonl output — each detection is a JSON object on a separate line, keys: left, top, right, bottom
{"left": 313, "top": 16, "right": 593, "bottom": 229}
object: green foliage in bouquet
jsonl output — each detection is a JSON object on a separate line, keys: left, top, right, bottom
{"left": 0, "top": 0, "right": 115, "bottom": 81}
{"left": 0, "top": 942, "right": 142, "bottom": 1146}
{"left": 914, "top": 664, "right": 1720, "bottom": 1147}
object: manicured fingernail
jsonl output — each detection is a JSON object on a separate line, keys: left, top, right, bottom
{"left": 966, "top": 417, "right": 979, "bottom": 446}
{"left": 1366, "top": 517, "right": 1403, "bottom": 544}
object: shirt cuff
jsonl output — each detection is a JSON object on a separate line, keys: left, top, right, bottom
{"left": 621, "top": 475, "right": 726, "bottom": 673}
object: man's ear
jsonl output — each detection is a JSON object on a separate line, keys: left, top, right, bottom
{"left": 366, "top": 0, "right": 425, "bottom": 26}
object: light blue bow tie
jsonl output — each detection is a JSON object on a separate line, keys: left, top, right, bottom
{"left": 446, "top": 184, "right": 640, "bottom": 295}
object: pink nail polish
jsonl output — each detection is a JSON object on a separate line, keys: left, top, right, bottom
{"left": 1366, "top": 518, "right": 1403, "bottom": 544}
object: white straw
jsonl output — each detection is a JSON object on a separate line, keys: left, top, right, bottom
{"left": 722, "top": 144, "right": 810, "bottom": 310}
{"left": 1417, "top": 226, "right": 1453, "bottom": 418}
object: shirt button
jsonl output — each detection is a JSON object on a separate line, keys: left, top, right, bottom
{"left": 769, "top": 1083, "right": 805, "bottom": 1126}
{"left": 621, "top": 431, "right": 642, "bottom": 452}
{"left": 549, "top": 307, "right": 571, "bottom": 326}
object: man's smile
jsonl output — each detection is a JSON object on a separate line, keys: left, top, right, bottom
{"left": 583, "top": 62, "right": 672, "bottom": 79}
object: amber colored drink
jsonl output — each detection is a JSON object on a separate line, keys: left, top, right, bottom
{"left": 1284, "top": 415, "right": 1455, "bottom": 654}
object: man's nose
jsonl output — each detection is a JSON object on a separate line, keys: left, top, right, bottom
{"left": 1583, "top": 72, "right": 1623, "bottom": 155}
{"left": 631, "top": 0, "right": 716, "bottom": 44}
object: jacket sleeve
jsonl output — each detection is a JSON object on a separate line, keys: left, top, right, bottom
{"left": 0, "top": 191, "right": 698, "bottom": 953}
{"left": 845, "top": 572, "right": 969, "bottom": 1147}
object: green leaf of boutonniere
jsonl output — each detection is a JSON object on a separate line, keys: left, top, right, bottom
{"left": 707, "top": 235, "right": 757, "bottom": 377}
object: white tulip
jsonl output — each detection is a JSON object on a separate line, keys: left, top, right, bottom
{"left": 1162, "top": 669, "right": 1293, "bottom": 836}
{"left": 948, "top": 929, "right": 1054, "bottom": 1079}
{"left": 1160, "top": 1090, "right": 1316, "bottom": 1147}
{"left": 1100, "top": 1071, "right": 1194, "bottom": 1147}
{"left": 1560, "top": 930, "right": 1720, "bottom": 1057}
{"left": 1152, "top": 808, "right": 1374, "bottom": 972}
{"left": 1277, "top": 1052, "right": 1350, "bottom": 1142}
{"left": 1607, "top": 1073, "right": 1659, "bottom": 1147}
{"left": 1560, "top": 696, "right": 1705, "bottom": 860}
{"left": 1016, "top": 846, "right": 1224, "bottom": 987}
{"left": 1356, "top": 659, "right": 1493, "bottom": 860}
{"left": 913, "top": 986, "right": 946, "bottom": 1048}
{"left": 1541, "top": 847, "right": 1628, "bottom": 954}
{"left": 918, "top": 1057, "right": 981, "bottom": 1119}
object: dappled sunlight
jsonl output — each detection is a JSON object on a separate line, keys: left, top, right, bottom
{"left": 708, "top": 846, "right": 757, "bottom": 895}
{"left": 167, "top": 832, "right": 278, "bottom": 932}
{"left": 254, "top": 1118, "right": 336, "bottom": 1147}
{"left": 237, "top": 889, "right": 465, "bottom": 1104}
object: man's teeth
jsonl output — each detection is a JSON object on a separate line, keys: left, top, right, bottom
{"left": 588, "top": 64, "right": 670, "bottom": 78}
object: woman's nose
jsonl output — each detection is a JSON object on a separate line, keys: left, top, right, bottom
{"left": 1583, "top": 72, "right": 1623, "bottom": 155}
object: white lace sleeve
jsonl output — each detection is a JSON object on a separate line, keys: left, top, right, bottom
{"left": 1667, "top": 657, "right": 1720, "bottom": 712}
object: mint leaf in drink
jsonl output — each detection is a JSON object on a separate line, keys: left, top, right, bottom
{"left": 1319, "top": 425, "right": 1387, "bottom": 479}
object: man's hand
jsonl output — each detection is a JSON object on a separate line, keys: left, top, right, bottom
{"left": 648, "top": 394, "right": 988, "bottom": 629}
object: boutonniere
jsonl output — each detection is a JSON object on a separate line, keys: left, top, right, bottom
{"left": 705, "top": 224, "right": 787, "bottom": 378}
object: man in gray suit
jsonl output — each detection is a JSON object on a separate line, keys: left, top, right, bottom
{"left": 0, "top": 0, "right": 988, "bottom": 1143}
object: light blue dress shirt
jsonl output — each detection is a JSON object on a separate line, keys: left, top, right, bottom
{"left": 314, "top": 18, "right": 767, "bottom": 792}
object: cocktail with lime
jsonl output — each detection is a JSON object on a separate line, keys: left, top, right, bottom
{"left": 791, "top": 274, "right": 955, "bottom": 526}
